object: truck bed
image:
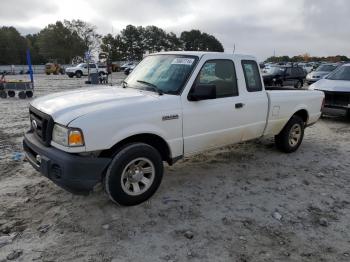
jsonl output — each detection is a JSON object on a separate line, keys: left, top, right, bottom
{"left": 263, "top": 89, "right": 324, "bottom": 136}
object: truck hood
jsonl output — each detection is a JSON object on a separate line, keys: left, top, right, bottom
{"left": 310, "top": 79, "right": 350, "bottom": 92}
{"left": 30, "top": 86, "right": 160, "bottom": 125}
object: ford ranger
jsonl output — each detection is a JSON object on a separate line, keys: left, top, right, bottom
{"left": 23, "top": 52, "right": 325, "bottom": 206}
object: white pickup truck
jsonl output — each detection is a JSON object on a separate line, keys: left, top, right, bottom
{"left": 23, "top": 52, "right": 324, "bottom": 206}
{"left": 65, "top": 63, "right": 108, "bottom": 78}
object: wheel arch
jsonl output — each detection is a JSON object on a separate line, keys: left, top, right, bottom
{"left": 293, "top": 109, "right": 309, "bottom": 124}
{"left": 100, "top": 133, "right": 173, "bottom": 165}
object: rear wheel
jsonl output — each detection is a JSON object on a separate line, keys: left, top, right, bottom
{"left": 68, "top": 74, "right": 74, "bottom": 78}
{"left": 18, "top": 91, "right": 26, "bottom": 99}
{"left": 275, "top": 115, "right": 305, "bottom": 153}
{"left": 294, "top": 80, "right": 303, "bottom": 89}
{"left": 26, "top": 91, "right": 33, "bottom": 98}
{"left": 104, "top": 143, "right": 163, "bottom": 206}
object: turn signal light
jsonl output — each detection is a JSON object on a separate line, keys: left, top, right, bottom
{"left": 68, "top": 130, "right": 84, "bottom": 146}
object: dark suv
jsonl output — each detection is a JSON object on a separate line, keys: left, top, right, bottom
{"left": 263, "top": 66, "right": 306, "bottom": 88}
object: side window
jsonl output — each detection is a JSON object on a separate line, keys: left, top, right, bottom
{"left": 89, "top": 64, "right": 96, "bottom": 69}
{"left": 195, "top": 59, "right": 238, "bottom": 98}
{"left": 241, "top": 60, "right": 263, "bottom": 92}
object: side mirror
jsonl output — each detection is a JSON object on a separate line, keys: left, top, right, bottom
{"left": 188, "top": 84, "right": 216, "bottom": 101}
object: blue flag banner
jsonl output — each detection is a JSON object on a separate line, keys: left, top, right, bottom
{"left": 26, "top": 49, "right": 34, "bottom": 83}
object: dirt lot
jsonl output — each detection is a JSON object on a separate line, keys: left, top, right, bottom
{"left": 0, "top": 73, "right": 350, "bottom": 262}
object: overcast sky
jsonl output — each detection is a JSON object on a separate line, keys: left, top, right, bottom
{"left": 1, "top": 0, "right": 349, "bottom": 60}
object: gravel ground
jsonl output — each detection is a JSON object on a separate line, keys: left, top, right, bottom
{"left": 0, "top": 73, "right": 350, "bottom": 262}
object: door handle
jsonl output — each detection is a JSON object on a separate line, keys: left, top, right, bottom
{"left": 235, "top": 103, "right": 245, "bottom": 109}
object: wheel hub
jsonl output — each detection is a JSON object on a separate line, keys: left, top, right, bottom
{"left": 288, "top": 124, "right": 301, "bottom": 147}
{"left": 121, "top": 158, "right": 155, "bottom": 196}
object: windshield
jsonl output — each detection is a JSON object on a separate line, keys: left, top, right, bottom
{"left": 316, "top": 65, "right": 337, "bottom": 72}
{"left": 265, "top": 66, "right": 284, "bottom": 75}
{"left": 124, "top": 55, "right": 198, "bottom": 95}
{"left": 77, "top": 63, "right": 86, "bottom": 68}
{"left": 327, "top": 66, "right": 350, "bottom": 81}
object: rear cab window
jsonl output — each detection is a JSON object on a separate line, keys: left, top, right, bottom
{"left": 241, "top": 60, "right": 263, "bottom": 92}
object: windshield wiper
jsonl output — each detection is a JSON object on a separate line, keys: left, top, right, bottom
{"left": 137, "top": 80, "right": 163, "bottom": 95}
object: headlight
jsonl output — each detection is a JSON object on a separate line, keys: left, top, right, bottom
{"left": 52, "top": 124, "right": 84, "bottom": 147}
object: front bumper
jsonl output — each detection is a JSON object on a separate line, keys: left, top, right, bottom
{"left": 23, "top": 132, "right": 111, "bottom": 194}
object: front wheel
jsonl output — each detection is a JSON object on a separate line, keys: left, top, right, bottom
{"left": 104, "top": 143, "right": 163, "bottom": 206}
{"left": 75, "top": 71, "right": 82, "bottom": 78}
{"left": 275, "top": 115, "right": 305, "bottom": 153}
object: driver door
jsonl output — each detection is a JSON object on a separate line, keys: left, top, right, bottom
{"left": 181, "top": 58, "right": 246, "bottom": 155}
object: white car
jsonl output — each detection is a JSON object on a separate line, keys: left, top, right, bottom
{"left": 23, "top": 52, "right": 324, "bottom": 206}
{"left": 306, "top": 63, "right": 338, "bottom": 85}
{"left": 65, "top": 63, "right": 107, "bottom": 78}
{"left": 309, "top": 64, "right": 350, "bottom": 117}
{"left": 298, "top": 63, "right": 314, "bottom": 73}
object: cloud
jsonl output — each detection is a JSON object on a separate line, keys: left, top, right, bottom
{"left": 2, "top": 0, "right": 350, "bottom": 60}
{"left": 0, "top": 0, "right": 55, "bottom": 22}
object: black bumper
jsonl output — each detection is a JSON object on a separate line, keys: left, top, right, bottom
{"left": 23, "top": 132, "right": 111, "bottom": 194}
{"left": 322, "top": 90, "right": 350, "bottom": 111}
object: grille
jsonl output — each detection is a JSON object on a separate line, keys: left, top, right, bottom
{"left": 323, "top": 91, "right": 350, "bottom": 108}
{"left": 29, "top": 106, "right": 54, "bottom": 146}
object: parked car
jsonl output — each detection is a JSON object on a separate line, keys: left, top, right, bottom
{"left": 65, "top": 63, "right": 108, "bottom": 78}
{"left": 120, "top": 62, "right": 136, "bottom": 71}
{"left": 23, "top": 52, "right": 324, "bottom": 206}
{"left": 309, "top": 64, "right": 350, "bottom": 118}
{"left": 263, "top": 66, "right": 306, "bottom": 88}
{"left": 124, "top": 63, "right": 137, "bottom": 75}
{"left": 306, "top": 63, "right": 338, "bottom": 85}
{"left": 298, "top": 63, "right": 314, "bottom": 73}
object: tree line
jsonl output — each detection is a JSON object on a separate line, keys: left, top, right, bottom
{"left": 265, "top": 53, "right": 350, "bottom": 63}
{"left": 0, "top": 20, "right": 224, "bottom": 65}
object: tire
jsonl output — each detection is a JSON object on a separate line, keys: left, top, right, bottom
{"left": 104, "top": 143, "right": 164, "bottom": 206}
{"left": 26, "top": 91, "right": 33, "bottom": 98}
{"left": 68, "top": 74, "right": 74, "bottom": 78}
{"left": 0, "top": 90, "right": 7, "bottom": 99}
{"left": 275, "top": 115, "right": 305, "bottom": 153}
{"left": 294, "top": 80, "right": 303, "bottom": 89}
{"left": 18, "top": 91, "right": 26, "bottom": 99}
{"left": 8, "top": 90, "right": 15, "bottom": 97}
{"left": 75, "top": 71, "right": 82, "bottom": 78}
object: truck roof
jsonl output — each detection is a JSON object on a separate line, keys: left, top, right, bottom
{"left": 154, "top": 51, "right": 256, "bottom": 61}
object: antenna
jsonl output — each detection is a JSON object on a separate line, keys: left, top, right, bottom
{"left": 233, "top": 44, "right": 236, "bottom": 54}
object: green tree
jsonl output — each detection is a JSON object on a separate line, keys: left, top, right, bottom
{"left": 165, "top": 32, "right": 183, "bottom": 51}
{"left": 37, "top": 21, "right": 85, "bottom": 63}
{"left": 120, "top": 25, "right": 145, "bottom": 60}
{"left": 142, "top": 25, "right": 168, "bottom": 53}
{"left": 0, "top": 26, "right": 27, "bottom": 65}
{"left": 180, "top": 30, "right": 224, "bottom": 52}
{"left": 100, "top": 33, "right": 126, "bottom": 61}
{"left": 25, "top": 33, "right": 45, "bottom": 64}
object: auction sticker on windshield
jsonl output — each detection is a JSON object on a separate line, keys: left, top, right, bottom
{"left": 171, "top": 58, "right": 195, "bottom": 65}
